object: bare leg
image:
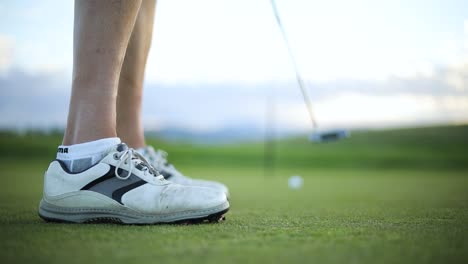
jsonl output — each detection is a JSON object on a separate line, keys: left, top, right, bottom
{"left": 116, "top": 0, "right": 156, "bottom": 149}
{"left": 63, "top": 0, "right": 143, "bottom": 145}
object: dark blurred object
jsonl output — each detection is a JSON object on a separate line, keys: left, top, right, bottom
{"left": 310, "top": 129, "right": 350, "bottom": 143}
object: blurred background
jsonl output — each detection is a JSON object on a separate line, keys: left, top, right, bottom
{"left": 1, "top": 1, "right": 468, "bottom": 263}
{"left": 1, "top": 0, "right": 467, "bottom": 138}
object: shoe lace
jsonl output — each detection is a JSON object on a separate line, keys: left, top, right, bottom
{"left": 144, "top": 146, "right": 192, "bottom": 183}
{"left": 145, "top": 146, "right": 172, "bottom": 170}
{"left": 114, "top": 148, "right": 165, "bottom": 181}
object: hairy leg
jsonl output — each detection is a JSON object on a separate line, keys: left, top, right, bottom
{"left": 63, "top": 0, "right": 143, "bottom": 145}
{"left": 116, "top": 0, "right": 156, "bottom": 149}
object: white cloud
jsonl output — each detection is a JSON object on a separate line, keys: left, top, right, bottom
{"left": 313, "top": 93, "right": 468, "bottom": 128}
{"left": 464, "top": 19, "right": 468, "bottom": 49}
{"left": 445, "top": 64, "right": 468, "bottom": 91}
{"left": 442, "top": 19, "right": 468, "bottom": 91}
{"left": 1, "top": 2, "right": 468, "bottom": 136}
{"left": 1, "top": 68, "right": 467, "bottom": 134}
{"left": 2, "top": 1, "right": 467, "bottom": 85}
{"left": 0, "top": 34, "right": 14, "bottom": 74}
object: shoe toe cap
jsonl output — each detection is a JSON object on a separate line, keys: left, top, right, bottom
{"left": 193, "top": 180, "right": 230, "bottom": 198}
{"left": 214, "top": 183, "right": 230, "bottom": 199}
{"left": 162, "top": 184, "right": 228, "bottom": 212}
{"left": 194, "top": 186, "right": 228, "bottom": 208}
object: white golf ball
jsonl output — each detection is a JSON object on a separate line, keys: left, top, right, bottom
{"left": 288, "top": 175, "right": 303, "bottom": 189}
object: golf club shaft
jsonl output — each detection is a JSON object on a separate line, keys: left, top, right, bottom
{"left": 270, "top": 0, "right": 318, "bottom": 129}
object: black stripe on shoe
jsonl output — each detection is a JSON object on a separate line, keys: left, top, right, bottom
{"left": 81, "top": 166, "right": 116, "bottom": 190}
{"left": 112, "top": 180, "right": 147, "bottom": 204}
{"left": 80, "top": 165, "right": 147, "bottom": 204}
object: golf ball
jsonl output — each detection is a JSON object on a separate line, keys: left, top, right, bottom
{"left": 288, "top": 175, "right": 303, "bottom": 189}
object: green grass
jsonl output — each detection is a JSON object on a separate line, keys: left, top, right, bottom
{"left": 1, "top": 125, "right": 467, "bottom": 263}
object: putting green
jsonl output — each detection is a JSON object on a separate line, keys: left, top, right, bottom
{"left": 0, "top": 125, "right": 467, "bottom": 263}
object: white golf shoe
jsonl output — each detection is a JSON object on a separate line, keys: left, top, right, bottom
{"left": 139, "top": 146, "right": 230, "bottom": 198}
{"left": 39, "top": 143, "right": 229, "bottom": 224}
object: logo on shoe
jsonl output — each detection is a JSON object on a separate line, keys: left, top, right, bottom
{"left": 57, "top": 147, "right": 69, "bottom": 153}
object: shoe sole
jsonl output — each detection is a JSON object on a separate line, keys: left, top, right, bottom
{"left": 38, "top": 199, "right": 229, "bottom": 225}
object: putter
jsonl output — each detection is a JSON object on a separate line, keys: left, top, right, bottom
{"left": 270, "top": 0, "right": 349, "bottom": 143}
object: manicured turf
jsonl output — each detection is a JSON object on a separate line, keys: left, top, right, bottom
{"left": 0, "top": 125, "right": 467, "bottom": 263}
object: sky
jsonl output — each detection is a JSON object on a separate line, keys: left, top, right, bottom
{"left": 0, "top": 0, "right": 467, "bottom": 134}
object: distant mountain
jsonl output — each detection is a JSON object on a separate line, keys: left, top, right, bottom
{"left": 145, "top": 126, "right": 265, "bottom": 143}
{"left": 145, "top": 125, "right": 303, "bottom": 143}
